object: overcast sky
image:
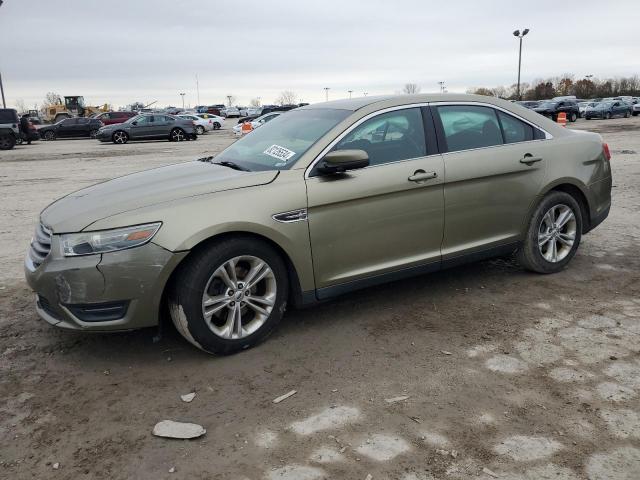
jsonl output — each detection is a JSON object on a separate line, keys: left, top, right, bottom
{"left": 1, "top": 0, "right": 638, "bottom": 109}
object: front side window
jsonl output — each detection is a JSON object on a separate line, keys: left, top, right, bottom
{"left": 497, "top": 111, "right": 533, "bottom": 143}
{"left": 437, "top": 105, "right": 503, "bottom": 152}
{"left": 333, "top": 108, "right": 426, "bottom": 166}
{"left": 133, "top": 115, "right": 151, "bottom": 125}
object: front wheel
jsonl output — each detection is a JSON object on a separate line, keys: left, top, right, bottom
{"left": 624, "top": 111, "right": 630, "bottom": 118}
{"left": 569, "top": 112, "right": 578, "bottom": 122}
{"left": 44, "top": 130, "right": 56, "bottom": 141}
{"left": 112, "top": 130, "right": 128, "bottom": 144}
{"left": 169, "top": 237, "right": 289, "bottom": 355}
{"left": 213, "top": 122, "right": 221, "bottom": 130}
{"left": 196, "top": 125, "right": 205, "bottom": 135}
{"left": 170, "top": 128, "right": 186, "bottom": 142}
{"left": 89, "top": 129, "right": 99, "bottom": 139}
{"left": 517, "top": 191, "right": 582, "bottom": 274}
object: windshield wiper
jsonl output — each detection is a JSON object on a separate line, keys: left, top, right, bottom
{"left": 197, "top": 156, "right": 251, "bottom": 172}
{"left": 212, "top": 160, "right": 251, "bottom": 172}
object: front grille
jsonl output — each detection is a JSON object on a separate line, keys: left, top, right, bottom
{"left": 29, "top": 223, "right": 52, "bottom": 268}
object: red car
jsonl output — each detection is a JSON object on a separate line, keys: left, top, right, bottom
{"left": 95, "top": 111, "right": 137, "bottom": 126}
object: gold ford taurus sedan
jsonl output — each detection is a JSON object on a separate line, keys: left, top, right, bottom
{"left": 25, "top": 94, "right": 612, "bottom": 354}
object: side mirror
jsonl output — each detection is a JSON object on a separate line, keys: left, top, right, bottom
{"left": 318, "top": 149, "right": 369, "bottom": 174}
{"left": 131, "top": 121, "right": 137, "bottom": 125}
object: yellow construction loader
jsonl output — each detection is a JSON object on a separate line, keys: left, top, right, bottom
{"left": 43, "top": 96, "right": 109, "bottom": 123}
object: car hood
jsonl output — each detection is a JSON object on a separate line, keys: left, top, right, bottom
{"left": 41, "top": 161, "right": 279, "bottom": 233}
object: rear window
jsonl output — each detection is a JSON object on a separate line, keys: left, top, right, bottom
{"left": 0, "top": 109, "right": 19, "bottom": 123}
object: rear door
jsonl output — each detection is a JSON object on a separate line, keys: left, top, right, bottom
{"left": 75, "top": 118, "right": 91, "bottom": 137}
{"left": 150, "top": 115, "right": 171, "bottom": 138}
{"left": 432, "top": 103, "right": 549, "bottom": 260}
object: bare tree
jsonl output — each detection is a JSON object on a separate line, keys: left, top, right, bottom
{"left": 14, "top": 98, "right": 26, "bottom": 113}
{"left": 276, "top": 90, "right": 297, "bottom": 106}
{"left": 43, "top": 92, "right": 62, "bottom": 107}
{"left": 250, "top": 97, "right": 261, "bottom": 107}
{"left": 402, "top": 83, "right": 421, "bottom": 94}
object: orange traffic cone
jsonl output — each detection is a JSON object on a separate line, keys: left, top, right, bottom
{"left": 556, "top": 112, "right": 567, "bottom": 127}
{"left": 241, "top": 122, "right": 253, "bottom": 135}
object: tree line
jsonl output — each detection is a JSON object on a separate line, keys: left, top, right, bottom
{"left": 467, "top": 74, "right": 640, "bottom": 100}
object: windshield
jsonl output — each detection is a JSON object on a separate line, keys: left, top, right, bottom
{"left": 538, "top": 101, "right": 557, "bottom": 108}
{"left": 214, "top": 109, "right": 351, "bottom": 171}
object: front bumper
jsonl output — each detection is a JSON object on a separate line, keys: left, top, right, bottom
{"left": 24, "top": 239, "right": 187, "bottom": 331}
{"left": 96, "top": 130, "right": 113, "bottom": 142}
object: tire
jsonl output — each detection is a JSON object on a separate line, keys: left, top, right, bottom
{"left": 112, "top": 130, "right": 128, "bottom": 144}
{"left": 604, "top": 112, "right": 611, "bottom": 120}
{"left": 0, "top": 133, "right": 16, "bottom": 150}
{"left": 633, "top": 112, "right": 638, "bottom": 116}
{"left": 213, "top": 122, "right": 221, "bottom": 130}
{"left": 169, "top": 236, "right": 289, "bottom": 355}
{"left": 516, "top": 191, "right": 583, "bottom": 274}
{"left": 586, "top": 116, "right": 591, "bottom": 120}
{"left": 170, "top": 128, "right": 186, "bottom": 142}
{"left": 196, "top": 125, "right": 205, "bottom": 135}
{"left": 624, "top": 111, "right": 630, "bottom": 118}
{"left": 15, "top": 135, "right": 23, "bottom": 145}
{"left": 89, "top": 129, "right": 99, "bottom": 139}
{"left": 44, "top": 130, "right": 56, "bottom": 141}
{"left": 569, "top": 112, "right": 577, "bottom": 122}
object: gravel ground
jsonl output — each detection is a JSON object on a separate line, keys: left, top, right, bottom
{"left": 0, "top": 117, "right": 639, "bottom": 480}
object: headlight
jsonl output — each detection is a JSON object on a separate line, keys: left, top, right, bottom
{"left": 60, "top": 222, "right": 161, "bottom": 256}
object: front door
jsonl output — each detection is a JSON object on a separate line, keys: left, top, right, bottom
{"left": 305, "top": 107, "right": 444, "bottom": 293}
{"left": 129, "top": 115, "right": 153, "bottom": 139}
{"left": 432, "top": 103, "right": 548, "bottom": 259}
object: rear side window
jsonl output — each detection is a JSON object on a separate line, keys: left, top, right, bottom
{"left": 497, "top": 111, "right": 533, "bottom": 143}
{"left": 0, "top": 110, "right": 19, "bottom": 123}
{"left": 436, "top": 105, "right": 502, "bottom": 152}
{"left": 333, "top": 108, "right": 427, "bottom": 166}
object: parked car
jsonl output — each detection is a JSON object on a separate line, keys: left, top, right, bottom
{"left": 25, "top": 94, "right": 612, "bottom": 355}
{"left": 0, "top": 108, "right": 20, "bottom": 150}
{"left": 578, "top": 101, "right": 599, "bottom": 117}
{"left": 584, "top": 101, "right": 632, "bottom": 120}
{"left": 178, "top": 114, "right": 212, "bottom": 134}
{"left": 633, "top": 103, "right": 640, "bottom": 116}
{"left": 95, "top": 111, "right": 137, "bottom": 126}
{"left": 238, "top": 106, "right": 249, "bottom": 116}
{"left": 533, "top": 100, "right": 580, "bottom": 122}
{"left": 232, "top": 111, "right": 282, "bottom": 134}
{"left": 39, "top": 117, "right": 105, "bottom": 140}
{"left": 197, "top": 113, "right": 224, "bottom": 130}
{"left": 222, "top": 106, "right": 240, "bottom": 118}
{"left": 95, "top": 114, "right": 197, "bottom": 144}
{"left": 515, "top": 101, "right": 540, "bottom": 109}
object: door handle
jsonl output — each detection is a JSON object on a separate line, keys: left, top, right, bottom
{"left": 520, "top": 154, "right": 543, "bottom": 165}
{"left": 408, "top": 170, "right": 438, "bottom": 182}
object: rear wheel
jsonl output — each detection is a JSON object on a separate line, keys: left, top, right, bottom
{"left": 0, "top": 133, "right": 16, "bottom": 150}
{"left": 624, "top": 111, "right": 630, "bottom": 118}
{"left": 517, "top": 191, "right": 582, "bottom": 274}
{"left": 569, "top": 112, "right": 578, "bottom": 122}
{"left": 89, "top": 129, "right": 99, "bottom": 139}
{"left": 169, "top": 237, "right": 288, "bottom": 355}
{"left": 170, "top": 128, "right": 186, "bottom": 142}
{"left": 112, "top": 130, "right": 128, "bottom": 144}
{"left": 213, "top": 122, "right": 221, "bottom": 130}
{"left": 196, "top": 125, "right": 205, "bottom": 135}
{"left": 44, "top": 130, "right": 56, "bottom": 141}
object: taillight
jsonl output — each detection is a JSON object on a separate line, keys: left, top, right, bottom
{"left": 603, "top": 143, "right": 611, "bottom": 161}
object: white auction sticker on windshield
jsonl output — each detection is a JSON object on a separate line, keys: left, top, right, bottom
{"left": 263, "top": 144, "right": 296, "bottom": 162}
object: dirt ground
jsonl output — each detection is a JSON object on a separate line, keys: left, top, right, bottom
{"left": 1, "top": 117, "right": 639, "bottom": 480}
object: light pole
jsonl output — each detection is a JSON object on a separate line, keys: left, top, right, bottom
{"left": 196, "top": 74, "right": 200, "bottom": 105}
{"left": 179, "top": 92, "right": 186, "bottom": 109}
{"left": 0, "top": 0, "right": 5, "bottom": 107}
{"left": 226, "top": 95, "right": 232, "bottom": 107}
{"left": 324, "top": 87, "right": 330, "bottom": 102}
{"left": 348, "top": 90, "right": 353, "bottom": 99}
{"left": 513, "top": 28, "right": 530, "bottom": 100}
{"left": 438, "top": 81, "right": 445, "bottom": 93}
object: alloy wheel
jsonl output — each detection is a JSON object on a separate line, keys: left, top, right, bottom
{"left": 113, "top": 131, "right": 127, "bottom": 144}
{"left": 45, "top": 131, "right": 55, "bottom": 141}
{"left": 171, "top": 129, "right": 185, "bottom": 141}
{"left": 538, "top": 204, "right": 576, "bottom": 263}
{"left": 201, "top": 255, "right": 277, "bottom": 340}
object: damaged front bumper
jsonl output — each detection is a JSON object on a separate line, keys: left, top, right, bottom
{"left": 24, "top": 237, "right": 187, "bottom": 331}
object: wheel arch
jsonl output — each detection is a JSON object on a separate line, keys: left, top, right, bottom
{"left": 536, "top": 179, "right": 592, "bottom": 233}
{"left": 159, "top": 230, "right": 308, "bottom": 328}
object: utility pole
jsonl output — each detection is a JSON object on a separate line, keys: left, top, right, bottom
{"left": 438, "top": 81, "right": 445, "bottom": 93}
{"left": 179, "top": 92, "right": 185, "bottom": 109}
{"left": 324, "top": 87, "right": 330, "bottom": 102}
{"left": 196, "top": 74, "right": 200, "bottom": 105}
{"left": 226, "top": 95, "right": 232, "bottom": 107}
{"left": 363, "top": 92, "right": 368, "bottom": 96}
{"left": 0, "top": 71, "right": 5, "bottom": 108}
{"left": 513, "top": 28, "right": 530, "bottom": 101}
{"left": 348, "top": 90, "right": 353, "bottom": 99}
